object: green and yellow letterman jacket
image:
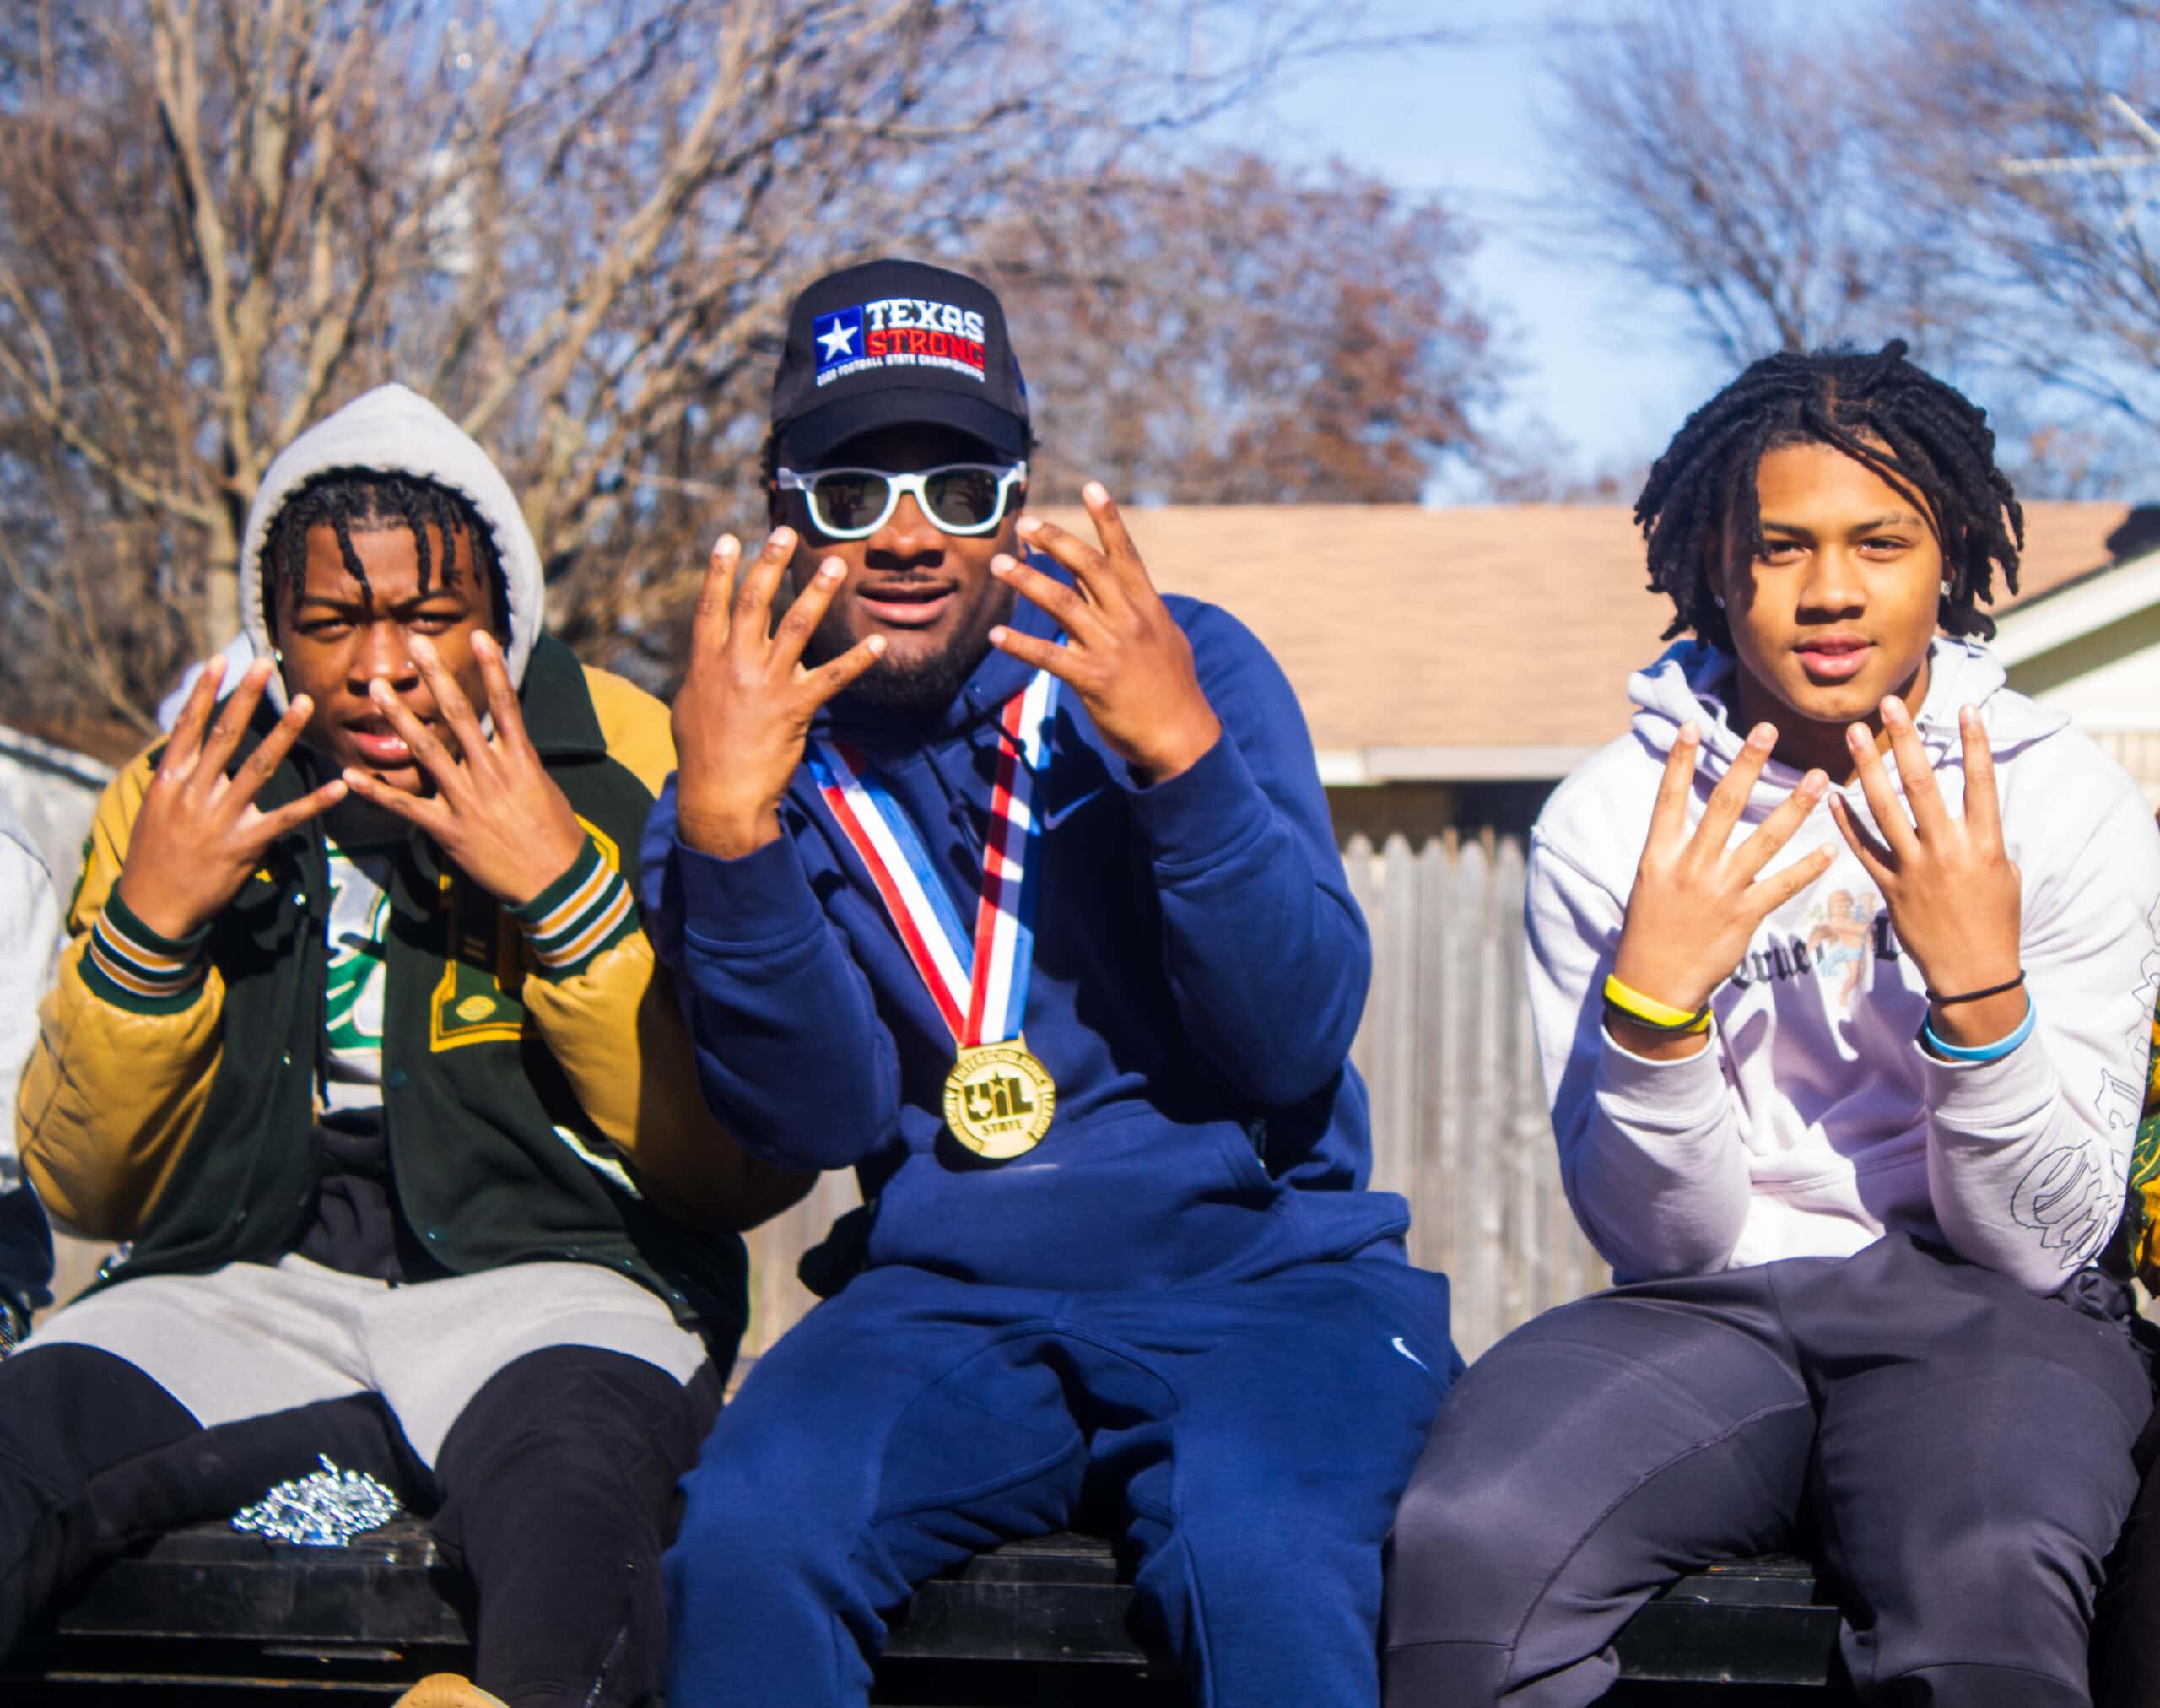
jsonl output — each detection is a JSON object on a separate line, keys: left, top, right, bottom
{"left": 15, "top": 381, "right": 802, "bottom": 1347}
{"left": 19, "top": 639, "right": 798, "bottom": 1337}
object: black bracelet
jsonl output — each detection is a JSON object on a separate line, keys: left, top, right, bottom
{"left": 1925, "top": 970, "right": 2026, "bottom": 1006}
{"left": 1602, "top": 997, "right": 1712, "bottom": 1034}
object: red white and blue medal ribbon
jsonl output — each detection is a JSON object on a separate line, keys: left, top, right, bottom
{"left": 806, "top": 669, "right": 1061, "bottom": 1158}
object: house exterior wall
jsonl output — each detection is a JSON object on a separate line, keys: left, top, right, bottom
{"left": 2005, "top": 613, "right": 2160, "bottom": 807}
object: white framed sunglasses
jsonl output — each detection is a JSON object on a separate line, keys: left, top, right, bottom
{"left": 775, "top": 460, "right": 1028, "bottom": 540}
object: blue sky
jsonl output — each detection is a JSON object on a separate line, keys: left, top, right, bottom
{"left": 1212, "top": 0, "right": 1742, "bottom": 498}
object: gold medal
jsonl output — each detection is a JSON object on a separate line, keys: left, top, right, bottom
{"left": 943, "top": 1037, "right": 1056, "bottom": 1159}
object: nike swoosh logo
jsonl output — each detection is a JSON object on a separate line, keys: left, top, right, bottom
{"left": 1042, "top": 786, "right": 1108, "bottom": 830}
{"left": 1391, "top": 1336, "right": 1429, "bottom": 1372}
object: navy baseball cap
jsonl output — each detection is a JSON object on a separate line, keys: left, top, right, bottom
{"left": 771, "top": 258, "right": 1029, "bottom": 465}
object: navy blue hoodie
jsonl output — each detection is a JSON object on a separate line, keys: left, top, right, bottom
{"left": 641, "top": 564, "right": 1409, "bottom": 1292}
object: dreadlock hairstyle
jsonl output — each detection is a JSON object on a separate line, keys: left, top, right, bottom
{"left": 1634, "top": 339, "right": 2023, "bottom": 653}
{"left": 262, "top": 469, "right": 510, "bottom": 639}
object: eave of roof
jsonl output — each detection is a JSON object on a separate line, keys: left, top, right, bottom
{"left": 1990, "top": 546, "right": 2160, "bottom": 667}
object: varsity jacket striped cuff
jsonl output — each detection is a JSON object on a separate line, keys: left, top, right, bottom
{"left": 509, "top": 835, "right": 638, "bottom": 981}
{"left": 84, "top": 893, "right": 212, "bottom": 1014}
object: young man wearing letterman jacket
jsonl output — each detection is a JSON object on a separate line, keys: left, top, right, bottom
{"left": 0, "top": 385, "right": 803, "bottom": 1708}
{"left": 643, "top": 258, "right": 1458, "bottom": 1706}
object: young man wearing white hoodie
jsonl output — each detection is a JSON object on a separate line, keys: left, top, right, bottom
{"left": 1384, "top": 341, "right": 2160, "bottom": 1708}
{"left": 0, "top": 386, "right": 802, "bottom": 1708}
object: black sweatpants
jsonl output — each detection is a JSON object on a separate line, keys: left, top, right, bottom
{"left": 0, "top": 1340, "right": 719, "bottom": 1707}
{"left": 1383, "top": 1234, "right": 2153, "bottom": 1708}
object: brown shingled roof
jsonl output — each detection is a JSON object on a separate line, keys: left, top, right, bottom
{"left": 1039, "top": 501, "right": 2131, "bottom": 765}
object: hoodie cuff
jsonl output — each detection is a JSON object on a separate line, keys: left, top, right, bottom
{"left": 1120, "top": 732, "right": 1271, "bottom": 876}
{"left": 1915, "top": 1021, "right": 2056, "bottom": 1131}
{"left": 1594, "top": 1024, "right": 1731, "bottom": 1128}
{"left": 507, "top": 835, "right": 639, "bottom": 981}
{"left": 673, "top": 832, "right": 829, "bottom": 954}
{"left": 83, "top": 894, "right": 212, "bottom": 1015}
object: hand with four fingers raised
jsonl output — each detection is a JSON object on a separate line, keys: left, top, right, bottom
{"left": 1607, "top": 722, "right": 1835, "bottom": 1061}
{"left": 989, "top": 483, "right": 1222, "bottom": 786}
{"left": 1827, "top": 696, "right": 2025, "bottom": 1052}
{"left": 336, "top": 630, "right": 586, "bottom": 907}
{"left": 113, "top": 657, "right": 350, "bottom": 940}
{"left": 672, "top": 528, "right": 888, "bottom": 861}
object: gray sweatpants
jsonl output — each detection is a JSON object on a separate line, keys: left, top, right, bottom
{"left": 1383, "top": 1233, "right": 2154, "bottom": 1708}
{"left": 22, "top": 1252, "right": 709, "bottom": 1464}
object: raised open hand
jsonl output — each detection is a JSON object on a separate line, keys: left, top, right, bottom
{"left": 337, "top": 630, "right": 585, "bottom": 906}
{"left": 1828, "top": 697, "right": 2024, "bottom": 1050}
{"left": 113, "top": 656, "right": 348, "bottom": 940}
{"left": 987, "top": 483, "right": 1221, "bottom": 785}
{"left": 1608, "top": 722, "right": 1833, "bottom": 1057}
{"left": 672, "top": 528, "right": 887, "bottom": 860}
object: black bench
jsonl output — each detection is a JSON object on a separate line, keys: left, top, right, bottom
{"left": 3, "top": 1522, "right": 1852, "bottom": 1704}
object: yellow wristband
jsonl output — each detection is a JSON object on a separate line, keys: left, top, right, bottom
{"left": 1602, "top": 974, "right": 1712, "bottom": 1035}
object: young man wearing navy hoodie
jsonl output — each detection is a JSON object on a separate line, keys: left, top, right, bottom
{"left": 643, "top": 258, "right": 1457, "bottom": 1705}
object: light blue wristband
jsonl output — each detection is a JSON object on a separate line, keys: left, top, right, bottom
{"left": 1921, "top": 992, "right": 2036, "bottom": 1063}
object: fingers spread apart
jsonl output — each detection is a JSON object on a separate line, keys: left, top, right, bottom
{"left": 773, "top": 557, "right": 848, "bottom": 672}
{"left": 186, "top": 660, "right": 276, "bottom": 797}
{"left": 731, "top": 528, "right": 796, "bottom": 640}
{"left": 1728, "top": 769, "right": 1828, "bottom": 880}
{"left": 690, "top": 534, "right": 743, "bottom": 655}
{"left": 367, "top": 680, "right": 462, "bottom": 797}
{"left": 338, "top": 765, "right": 447, "bottom": 830}
{"left": 1958, "top": 705, "right": 2002, "bottom": 849}
{"left": 1747, "top": 842, "right": 1839, "bottom": 913}
{"left": 251, "top": 776, "right": 350, "bottom": 844}
{"left": 1827, "top": 792, "right": 1895, "bottom": 884}
{"left": 1012, "top": 514, "right": 1116, "bottom": 610}
{"left": 1079, "top": 481, "right": 1144, "bottom": 576}
{"left": 987, "top": 624, "right": 1082, "bottom": 684}
{"left": 472, "top": 632, "right": 536, "bottom": 761}
{"left": 408, "top": 635, "right": 489, "bottom": 767}
{"left": 1698, "top": 723, "right": 1777, "bottom": 851}
{"left": 800, "top": 634, "right": 886, "bottom": 708}
{"left": 1644, "top": 722, "right": 1700, "bottom": 850}
{"left": 1878, "top": 697, "right": 1949, "bottom": 841}
{"left": 159, "top": 655, "right": 230, "bottom": 780}
{"left": 1845, "top": 727, "right": 1919, "bottom": 857}
{"left": 990, "top": 554, "right": 1100, "bottom": 642}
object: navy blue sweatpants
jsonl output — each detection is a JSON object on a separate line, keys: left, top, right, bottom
{"left": 666, "top": 1255, "right": 1455, "bottom": 1706}
{"left": 1383, "top": 1234, "right": 2152, "bottom": 1707}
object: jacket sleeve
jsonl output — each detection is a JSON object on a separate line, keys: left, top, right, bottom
{"left": 528, "top": 668, "right": 813, "bottom": 1225}
{"left": 639, "top": 781, "right": 904, "bottom": 1174}
{"left": 1116, "top": 606, "right": 1370, "bottom": 1108}
{"left": 1527, "top": 829, "right": 1753, "bottom": 1280}
{"left": 17, "top": 751, "right": 229, "bottom": 1240}
{"left": 1924, "top": 758, "right": 2160, "bottom": 1292}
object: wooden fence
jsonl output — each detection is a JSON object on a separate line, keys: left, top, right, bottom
{"left": 743, "top": 826, "right": 1611, "bottom": 1365}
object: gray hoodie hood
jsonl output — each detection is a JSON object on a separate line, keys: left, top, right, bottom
{"left": 239, "top": 384, "right": 544, "bottom": 710}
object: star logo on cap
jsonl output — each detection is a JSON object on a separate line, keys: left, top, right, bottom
{"left": 813, "top": 305, "right": 866, "bottom": 374}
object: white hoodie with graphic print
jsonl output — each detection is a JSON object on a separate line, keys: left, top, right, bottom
{"left": 1527, "top": 636, "right": 2160, "bottom": 1296}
